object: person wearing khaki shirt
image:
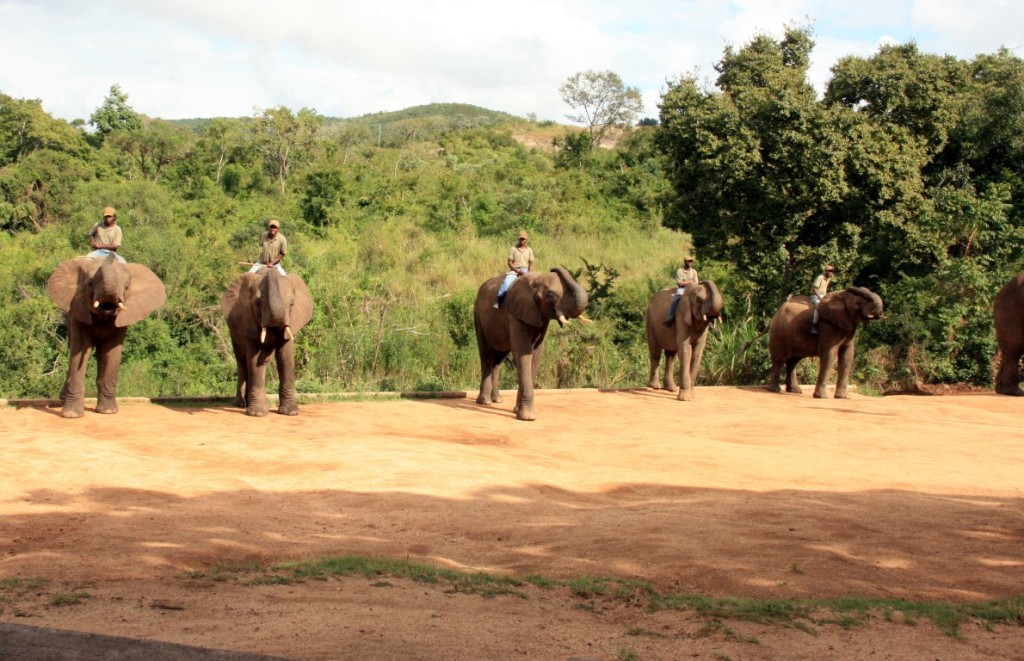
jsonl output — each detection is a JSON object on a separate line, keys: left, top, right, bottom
{"left": 810, "top": 265, "right": 834, "bottom": 334}
{"left": 665, "top": 257, "right": 698, "bottom": 325}
{"left": 250, "top": 219, "right": 288, "bottom": 275}
{"left": 88, "top": 206, "right": 125, "bottom": 263}
{"left": 495, "top": 230, "right": 535, "bottom": 307}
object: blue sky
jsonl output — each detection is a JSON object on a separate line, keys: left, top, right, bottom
{"left": 1, "top": 0, "right": 1020, "bottom": 124}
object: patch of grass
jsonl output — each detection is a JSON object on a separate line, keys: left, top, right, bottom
{"left": 0, "top": 578, "right": 47, "bottom": 614}
{"left": 188, "top": 554, "right": 1024, "bottom": 637}
{"left": 50, "top": 590, "right": 90, "bottom": 606}
{"left": 615, "top": 645, "right": 640, "bottom": 661}
{"left": 625, "top": 626, "right": 667, "bottom": 638}
{"left": 698, "top": 619, "right": 759, "bottom": 644}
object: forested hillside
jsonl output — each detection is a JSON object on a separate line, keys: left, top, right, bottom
{"left": 2, "top": 28, "right": 1022, "bottom": 399}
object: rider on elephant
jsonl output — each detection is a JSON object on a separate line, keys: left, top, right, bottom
{"left": 810, "top": 264, "right": 835, "bottom": 335}
{"left": 88, "top": 206, "right": 126, "bottom": 264}
{"left": 495, "top": 230, "right": 534, "bottom": 308}
{"left": 665, "top": 257, "right": 698, "bottom": 325}
{"left": 250, "top": 218, "right": 288, "bottom": 275}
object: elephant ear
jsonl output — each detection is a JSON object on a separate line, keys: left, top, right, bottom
{"left": 286, "top": 274, "right": 314, "bottom": 333}
{"left": 505, "top": 276, "right": 545, "bottom": 328}
{"left": 222, "top": 272, "right": 257, "bottom": 320}
{"left": 817, "top": 291, "right": 855, "bottom": 332}
{"left": 115, "top": 264, "right": 166, "bottom": 327}
{"left": 47, "top": 257, "right": 98, "bottom": 325}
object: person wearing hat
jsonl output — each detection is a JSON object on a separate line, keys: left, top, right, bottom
{"left": 87, "top": 206, "right": 126, "bottom": 263}
{"left": 810, "top": 264, "right": 835, "bottom": 335}
{"left": 249, "top": 218, "right": 288, "bottom": 275}
{"left": 665, "top": 256, "right": 699, "bottom": 325}
{"left": 494, "top": 230, "right": 535, "bottom": 308}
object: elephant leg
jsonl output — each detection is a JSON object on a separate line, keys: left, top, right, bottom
{"left": 60, "top": 341, "right": 92, "bottom": 419}
{"left": 231, "top": 339, "right": 248, "bottom": 407}
{"left": 245, "top": 349, "right": 270, "bottom": 417}
{"left": 995, "top": 348, "right": 1024, "bottom": 395}
{"left": 275, "top": 341, "right": 300, "bottom": 415}
{"left": 833, "top": 342, "right": 855, "bottom": 399}
{"left": 785, "top": 357, "right": 802, "bottom": 394}
{"left": 662, "top": 351, "right": 678, "bottom": 391}
{"left": 646, "top": 342, "right": 662, "bottom": 389}
{"left": 814, "top": 346, "right": 840, "bottom": 398}
{"left": 94, "top": 333, "right": 125, "bottom": 414}
{"left": 476, "top": 349, "right": 506, "bottom": 405}
{"left": 682, "top": 335, "right": 708, "bottom": 401}
{"left": 768, "top": 357, "right": 783, "bottom": 393}
{"left": 677, "top": 342, "right": 694, "bottom": 401}
{"left": 512, "top": 348, "right": 537, "bottom": 422}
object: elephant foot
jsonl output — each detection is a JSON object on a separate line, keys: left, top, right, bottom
{"left": 492, "top": 393, "right": 503, "bottom": 403}
{"left": 647, "top": 379, "right": 659, "bottom": 390}
{"left": 278, "top": 402, "right": 300, "bottom": 416}
{"left": 833, "top": 391, "right": 851, "bottom": 399}
{"left": 676, "top": 389, "right": 694, "bottom": 402}
{"left": 61, "top": 406, "right": 85, "bottom": 419}
{"left": 246, "top": 407, "right": 269, "bottom": 417}
{"left": 812, "top": 388, "right": 828, "bottom": 399}
{"left": 475, "top": 394, "right": 490, "bottom": 405}
{"left": 232, "top": 396, "right": 247, "bottom": 408}
{"left": 95, "top": 406, "right": 119, "bottom": 415}
{"left": 515, "top": 409, "right": 536, "bottom": 421}
{"left": 767, "top": 383, "right": 782, "bottom": 393}
{"left": 995, "top": 385, "right": 1024, "bottom": 396}
{"left": 787, "top": 385, "right": 803, "bottom": 394}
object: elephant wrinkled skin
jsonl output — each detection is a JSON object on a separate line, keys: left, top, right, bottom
{"left": 473, "top": 267, "right": 588, "bottom": 421}
{"left": 46, "top": 254, "right": 166, "bottom": 418}
{"left": 221, "top": 267, "right": 313, "bottom": 416}
{"left": 644, "top": 281, "right": 723, "bottom": 401}
{"left": 994, "top": 272, "right": 1024, "bottom": 395}
{"left": 768, "top": 287, "right": 884, "bottom": 398}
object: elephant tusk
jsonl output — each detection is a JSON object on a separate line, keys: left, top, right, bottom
{"left": 284, "top": 326, "right": 293, "bottom": 340}
{"left": 117, "top": 302, "right": 126, "bottom": 310}
{"left": 260, "top": 327, "right": 267, "bottom": 344}
{"left": 578, "top": 314, "right": 593, "bottom": 325}
{"left": 93, "top": 300, "right": 100, "bottom": 309}
{"left": 557, "top": 314, "right": 569, "bottom": 326}
{"left": 703, "top": 314, "right": 707, "bottom": 321}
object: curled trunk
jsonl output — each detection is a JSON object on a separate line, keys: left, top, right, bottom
{"left": 551, "top": 267, "right": 588, "bottom": 319}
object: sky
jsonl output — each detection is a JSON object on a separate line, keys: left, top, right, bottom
{"left": 1, "top": 0, "right": 1021, "bottom": 125}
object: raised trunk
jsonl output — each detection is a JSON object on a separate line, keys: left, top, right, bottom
{"left": 551, "top": 267, "right": 588, "bottom": 318}
{"left": 702, "top": 281, "right": 723, "bottom": 319}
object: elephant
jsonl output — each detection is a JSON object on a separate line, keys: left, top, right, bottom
{"left": 221, "top": 267, "right": 313, "bottom": 416}
{"left": 46, "top": 254, "right": 166, "bottom": 418}
{"left": 994, "top": 272, "right": 1024, "bottom": 395}
{"left": 644, "top": 281, "right": 724, "bottom": 400}
{"left": 768, "top": 287, "right": 884, "bottom": 398}
{"left": 473, "top": 267, "right": 588, "bottom": 421}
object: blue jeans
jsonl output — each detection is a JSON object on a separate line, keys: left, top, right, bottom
{"left": 496, "top": 269, "right": 524, "bottom": 301}
{"left": 666, "top": 287, "right": 686, "bottom": 322}
{"left": 250, "top": 263, "right": 286, "bottom": 275}
{"left": 87, "top": 249, "right": 126, "bottom": 263}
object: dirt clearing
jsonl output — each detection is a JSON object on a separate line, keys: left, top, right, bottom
{"left": 1, "top": 387, "right": 1022, "bottom": 659}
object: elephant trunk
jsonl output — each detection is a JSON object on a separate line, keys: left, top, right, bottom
{"left": 702, "top": 281, "right": 723, "bottom": 320}
{"left": 551, "top": 267, "right": 588, "bottom": 321}
{"left": 92, "top": 255, "right": 127, "bottom": 315}
{"left": 853, "top": 287, "right": 884, "bottom": 322}
{"left": 261, "top": 270, "right": 290, "bottom": 330}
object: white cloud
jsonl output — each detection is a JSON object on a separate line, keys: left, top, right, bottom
{"left": 0, "top": 0, "right": 1020, "bottom": 124}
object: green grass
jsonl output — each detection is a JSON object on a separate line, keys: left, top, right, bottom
{"left": 50, "top": 590, "right": 91, "bottom": 606}
{"left": 186, "top": 554, "right": 1024, "bottom": 637}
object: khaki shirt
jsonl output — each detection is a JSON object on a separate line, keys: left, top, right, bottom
{"left": 507, "top": 245, "right": 534, "bottom": 272}
{"left": 258, "top": 232, "right": 287, "bottom": 265}
{"left": 812, "top": 274, "right": 831, "bottom": 298}
{"left": 90, "top": 222, "right": 122, "bottom": 249}
{"left": 675, "top": 266, "right": 698, "bottom": 287}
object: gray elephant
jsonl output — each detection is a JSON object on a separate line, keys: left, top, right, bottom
{"left": 46, "top": 254, "right": 166, "bottom": 418}
{"left": 473, "top": 267, "right": 588, "bottom": 421}
{"left": 768, "top": 287, "right": 884, "bottom": 398}
{"left": 221, "top": 267, "right": 313, "bottom": 416}
{"left": 994, "top": 272, "right": 1024, "bottom": 395}
{"left": 644, "top": 281, "right": 723, "bottom": 400}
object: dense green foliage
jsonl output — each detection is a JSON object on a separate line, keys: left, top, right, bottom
{"left": 659, "top": 28, "right": 1024, "bottom": 389}
{"left": 0, "top": 95, "right": 680, "bottom": 398}
{"left": 2, "top": 30, "right": 1022, "bottom": 398}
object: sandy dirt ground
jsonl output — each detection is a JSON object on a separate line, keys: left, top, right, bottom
{"left": 1, "top": 387, "right": 1023, "bottom": 660}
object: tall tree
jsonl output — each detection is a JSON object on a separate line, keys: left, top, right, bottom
{"left": 560, "top": 70, "right": 643, "bottom": 147}
{"left": 89, "top": 84, "right": 142, "bottom": 139}
{"left": 252, "top": 106, "right": 323, "bottom": 194}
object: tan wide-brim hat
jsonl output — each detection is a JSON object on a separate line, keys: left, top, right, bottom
{"left": 268, "top": 219, "right": 281, "bottom": 228}
{"left": 518, "top": 231, "right": 528, "bottom": 239}
{"left": 103, "top": 206, "right": 116, "bottom": 217}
